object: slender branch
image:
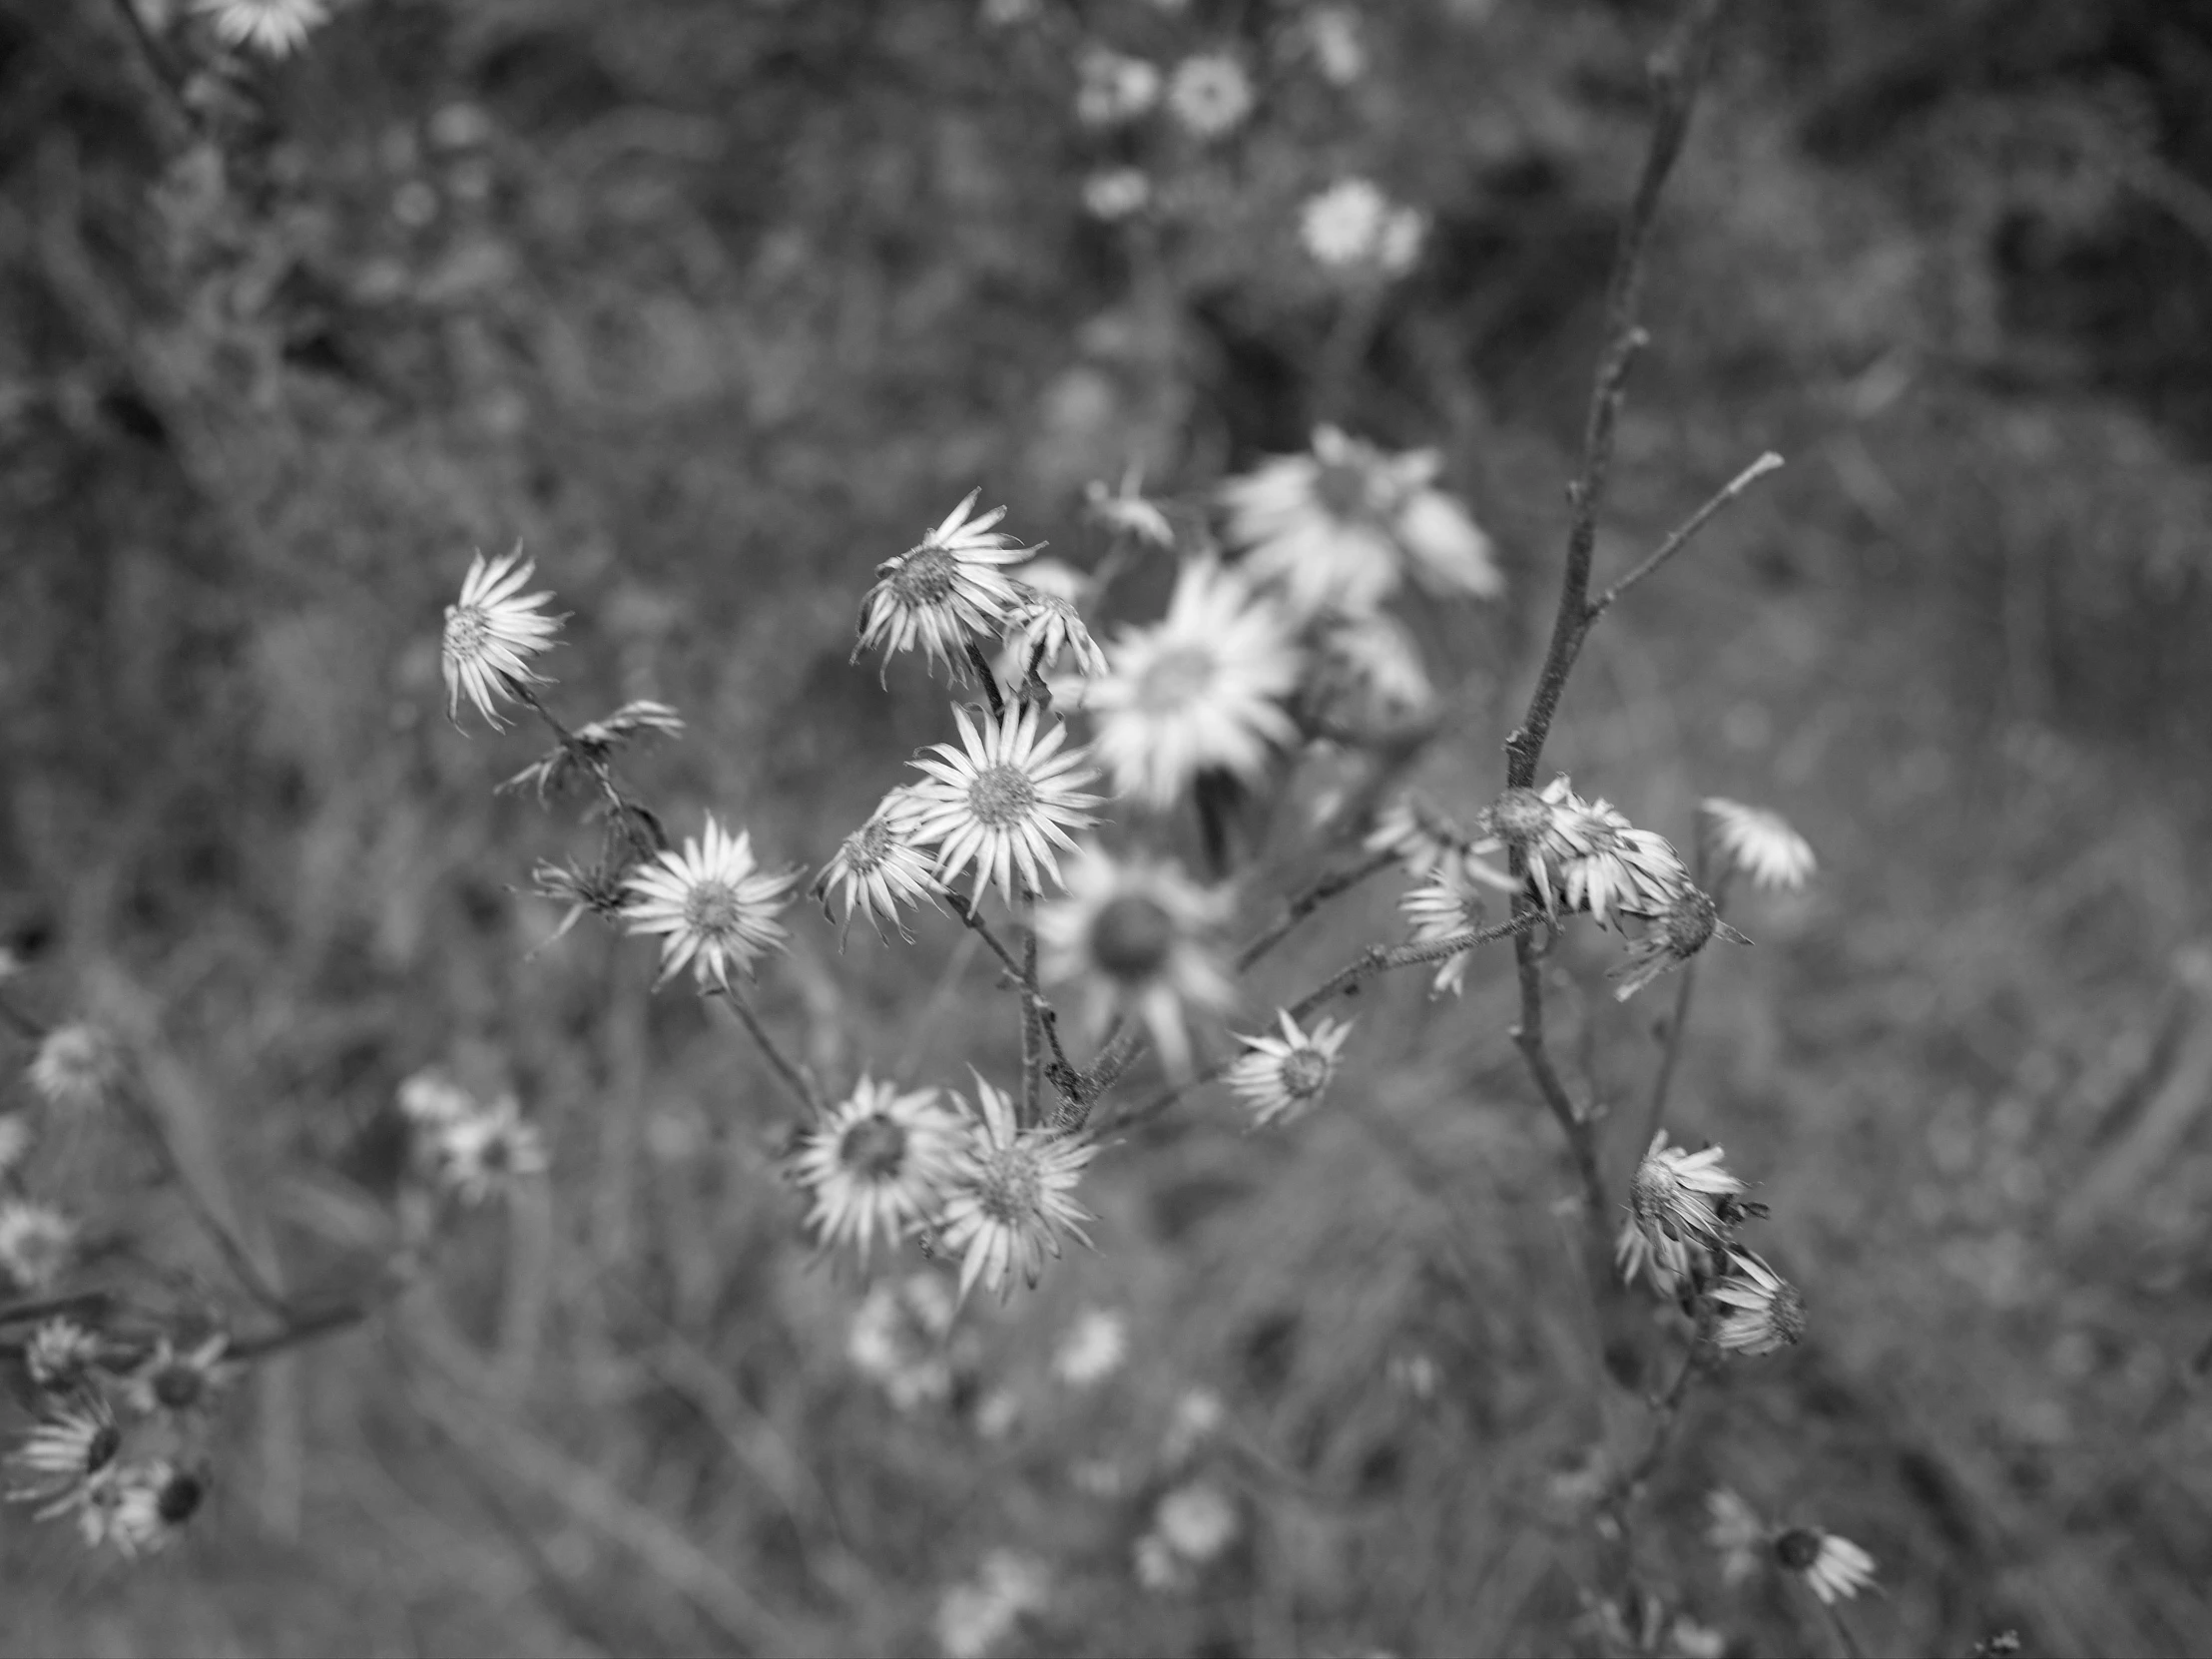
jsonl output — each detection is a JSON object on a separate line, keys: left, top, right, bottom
{"left": 1235, "top": 847, "right": 1398, "bottom": 972}
{"left": 714, "top": 992, "right": 821, "bottom": 1117}
{"left": 1642, "top": 864, "right": 1726, "bottom": 1148}
{"left": 112, "top": 1081, "right": 291, "bottom": 1316}
{"left": 963, "top": 642, "right": 1006, "bottom": 721}
{"left": 1510, "top": 921, "right": 1607, "bottom": 1214}
{"left": 948, "top": 892, "right": 1080, "bottom": 1113}
{"left": 1018, "top": 910, "right": 1040, "bottom": 1123}
{"left": 1588, "top": 451, "right": 1784, "bottom": 618}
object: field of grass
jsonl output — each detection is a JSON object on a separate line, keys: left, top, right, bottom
{"left": 5, "top": 2, "right": 2212, "bottom": 1655}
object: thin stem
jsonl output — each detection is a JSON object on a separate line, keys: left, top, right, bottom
{"left": 1235, "top": 847, "right": 1397, "bottom": 972}
{"left": 1818, "top": 1595, "right": 1867, "bottom": 1659}
{"left": 1642, "top": 863, "right": 1725, "bottom": 1148}
{"left": 963, "top": 642, "right": 1006, "bottom": 722}
{"left": 1018, "top": 902, "right": 1041, "bottom": 1124}
{"left": 715, "top": 991, "right": 821, "bottom": 1117}
{"left": 947, "top": 892, "right": 1081, "bottom": 1115}
{"left": 1588, "top": 451, "right": 1785, "bottom": 618}
{"left": 1510, "top": 919, "right": 1607, "bottom": 1216}
{"left": 115, "top": 1082, "right": 290, "bottom": 1316}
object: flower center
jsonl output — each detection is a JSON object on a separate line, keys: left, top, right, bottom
{"left": 683, "top": 879, "right": 745, "bottom": 935}
{"left": 158, "top": 1472, "right": 205, "bottom": 1525}
{"left": 1485, "top": 788, "right": 1552, "bottom": 847}
{"left": 1134, "top": 645, "right": 1217, "bottom": 714}
{"left": 444, "top": 605, "right": 490, "bottom": 655}
{"left": 153, "top": 1365, "right": 204, "bottom": 1411}
{"left": 1090, "top": 894, "right": 1175, "bottom": 982}
{"left": 1279, "top": 1048, "right": 1332, "bottom": 1099}
{"left": 1768, "top": 1282, "right": 1808, "bottom": 1345}
{"left": 1773, "top": 1527, "right": 1822, "bottom": 1572}
{"left": 888, "top": 545, "right": 959, "bottom": 608}
{"left": 967, "top": 764, "right": 1037, "bottom": 829}
{"left": 1658, "top": 887, "right": 1718, "bottom": 955}
{"left": 977, "top": 1147, "right": 1041, "bottom": 1224}
{"left": 1313, "top": 457, "right": 1380, "bottom": 521}
{"left": 86, "top": 1424, "right": 121, "bottom": 1474}
{"left": 844, "top": 817, "right": 893, "bottom": 875}
{"left": 838, "top": 1114, "right": 909, "bottom": 1181}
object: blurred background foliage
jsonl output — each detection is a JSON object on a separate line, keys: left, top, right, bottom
{"left": 4, "top": 0, "right": 2212, "bottom": 1653}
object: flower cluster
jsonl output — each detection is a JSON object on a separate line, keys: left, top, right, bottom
{"left": 396, "top": 1070, "right": 547, "bottom": 1205}
{"left": 1618, "top": 1134, "right": 1805, "bottom": 1359}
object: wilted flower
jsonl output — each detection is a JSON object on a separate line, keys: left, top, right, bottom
{"left": 1300, "top": 178, "right": 1425, "bottom": 277}
{"left": 500, "top": 701, "right": 684, "bottom": 801}
{"left": 623, "top": 816, "right": 798, "bottom": 992}
{"left": 23, "top": 1320, "right": 104, "bottom": 1392}
{"left": 1036, "top": 846, "right": 1234, "bottom": 1076}
{"left": 794, "top": 1078, "right": 965, "bottom": 1265}
{"left": 1365, "top": 793, "right": 1473, "bottom": 878}
{"left": 906, "top": 705, "right": 1103, "bottom": 904}
{"left": 854, "top": 491, "right": 1032, "bottom": 683}
{"left": 529, "top": 855, "right": 634, "bottom": 945}
{"left": 194, "top": 0, "right": 327, "bottom": 56}
{"left": 1399, "top": 854, "right": 1515, "bottom": 995}
{"left": 1225, "top": 1008, "right": 1353, "bottom": 1126}
{"left": 441, "top": 548, "right": 562, "bottom": 729}
{"left": 1707, "top": 1488, "right": 1768, "bottom": 1585}
{"left": 424, "top": 1093, "right": 547, "bottom": 1204}
{"left": 1166, "top": 53, "right": 1255, "bottom": 140}
{"left": 1775, "top": 1525, "right": 1878, "bottom": 1605}
{"left": 1710, "top": 1250, "right": 1807, "bottom": 1357}
{"left": 28, "top": 1024, "right": 123, "bottom": 1114}
{"left": 1700, "top": 798, "right": 1817, "bottom": 893}
{"left": 1222, "top": 426, "right": 1499, "bottom": 618}
{"left": 814, "top": 788, "right": 938, "bottom": 942}
{"left": 934, "top": 1076, "right": 1096, "bottom": 1302}
{"left": 1052, "top": 1307, "right": 1128, "bottom": 1388}
{"left": 1475, "top": 777, "right": 1687, "bottom": 928}
{"left": 846, "top": 1273, "right": 961, "bottom": 1411}
{"left": 1611, "top": 885, "right": 1750, "bottom": 1002}
{"left": 0, "top": 1200, "right": 76, "bottom": 1294}
{"left": 935, "top": 1550, "right": 1050, "bottom": 1659}
{"left": 1083, "top": 470, "right": 1176, "bottom": 549}
{"left": 1075, "top": 46, "right": 1161, "bottom": 129}
{"left": 125, "top": 1334, "right": 236, "bottom": 1416}
{"left": 1004, "top": 585, "right": 1108, "bottom": 683}
{"left": 1614, "top": 1212, "right": 1694, "bottom": 1297}
{"left": 1070, "top": 558, "right": 1300, "bottom": 808}
{"left": 1630, "top": 1133, "right": 1746, "bottom": 1258}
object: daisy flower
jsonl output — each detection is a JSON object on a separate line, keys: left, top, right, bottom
{"left": 6, "top": 1395, "right": 121, "bottom": 1511}
{"left": 623, "top": 816, "right": 798, "bottom": 992}
{"left": 1302, "top": 6, "right": 1367, "bottom": 85}
{"left": 1365, "top": 792, "right": 1474, "bottom": 878}
{"left": 1154, "top": 1480, "right": 1240, "bottom": 1565}
{"left": 854, "top": 490, "right": 1031, "bottom": 682}
{"left": 126, "top": 1335, "right": 236, "bottom": 1416}
{"left": 194, "top": 0, "right": 327, "bottom": 56}
{"left": 1161, "top": 1385, "right": 1225, "bottom": 1464}
{"left": 1083, "top": 469, "right": 1176, "bottom": 549}
{"left": 1299, "top": 179, "right": 1425, "bottom": 278}
{"left": 814, "top": 788, "right": 938, "bottom": 941}
{"left": 794, "top": 1078, "right": 965, "bottom": 1265}
{"left": 23, "top": 1320, "right": 104, "bottom": 1392}
{"left": 1075, "top": 46, "right": 1162, "bottom": 129}
{"left": 1706, "top": 1488, "right": 1769, "bottom": 1585}
{"left": 1399, "top": 856, "right": 1512, "bottom": 995}
{"left": 906, "top": 705, "right": 1102, "bottom": 904}
{"left": 1710, "top": 1250, "right": 1808, "bottom": 1357}
{"left": 1070, "top": 558, "right": 1300, "bottom": 808}
{"left": 1035, "top": 846, "right": 1234, "bottom": 1076}
{"left": 28, "top": 1023, "right": 122, "bottom": 1113}
{"left": 1475, "top": 777, "right": 1687, "bottom": 928}
{"left": 0, "top": 1200, "right": 76, "bottom": 1294}
{"left": 1225, "top": 1008, "right": 1353, "bottom": 1126}
{"left": 1610, "top": 885, "right": 1750, "bottom": 1002}
{"left": 846, "top": 1272, "right": 962, "bottom": 1411}
{"left": 1629, "top": 1133, "right": 1747, "bottom": 1257}
{"left": 1222, "top": 426, "right": 1500, "bottom": 618}
{"left": 424, "top": 1093, "right": 548, "bottom": 1204}
{"left": 396, "top": 1069, "right": 475, "bottom": 1129}
{"left": 1166, "top": 53, "right": 1254, "bottom": 140}
{"left": 1775, "top": 1526, "right": 1879, "bottom": 1605}
{"left": 1051, "top": 1307, "right": 1129, "bottom": 1388}
{"left": 934, "top": 1076, "right": 1096, "bottom": 1302}
{"left": 441, "top": 548, "right": 562, "bottom": 729}
{"left": 1700, "top": 798, "right": 1817, "bottom": 893}
{"left": 85, "top": 1460, "right": 202, "bottom": 1557}
{"left": 1082, "top": 167, "right": 1152, "bottom": 223}
{"left": 935, "top": 1550, "right": 1050, "bottom": 1659}
{"left": 1613, "top": 1212, "right": 1694, "bottom": 1297}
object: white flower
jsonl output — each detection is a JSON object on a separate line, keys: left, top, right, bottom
{"left": 0, "top": 1200, "right": 76, "bottom": 1294}
{"left": 1610, "top": 885, "right": 1749, "bottom": 1003}
{"left": 396, "top": 1069, "right": 475, "bottom": 1128}
{"left": 28, "top": 1024, "right": 122, "bottom": 1113}
{"left": 501, "top": 700, "right": 685, "bottom": 801}
{"left": 1629, "top": 1133, "right": 1747, "bottom": 1258}
{"left": 82, "top": 1460, "right": 201, "bottom": 1556}
{"left": 1003, "top": 584, "right": 1108, "bottom": 682}
{"left": 1399, "top": 855, "right": 1512, "bottom": 995}
{"left": 1166, "top": 53, "right": 1254, "bottom": 140}
{"left": 1036, "top": 845, "right": 1234, "bottom": 1077}
{"left": 1700, "top": 798, "right": 1817, "bottom": 893}
{"left": 794, "top": 1078, "right": 965, "bottom": 1265}
{"left": 23, "top": 1320, "right": 103, "bottom": 1392}
{"left": 1051, "top": 1307, "right": 1128, "bottom": 1387}
{"left": 1303, "top": 6, "right": 1366, "bottom": 84}
{"left": 425, "top": 1093, "right": 547, "bottom": 1204}
{"left": 1075, "top": 47, "right": 1161, "bottom": 129}
{"left": 906, "top": 705, "right": 1102, "bottom": 904}
{"left": 1299, "top": 179, "right": 1424, "bottom": 277}
{"left": 1069, "top": 558, "right": 1300, "bottom": 808}
{"left": 1222, "top": 426, "right": 1499, "bottom": 617}
{"left": 934, "top": 1076, "right": 1096, "bottom": 1302}
{"left": 125, "top": 1333, "right": 237, "bottom": 1416}
{"left": 814, "top": 788, "right": 939, "bottom": 942}
{"left": 1710, "top": 1250, "right": 1808, "bottom": 1357}
{"left": 935, "top": 1550, "right": 1049, "bottom": 1659}
{"left": 1155, "top": 1480, "right": 1240, "bottom": 1564}
{"left": 1614, "top": 1212, "right": 1693, "bottom": 1297}
{"left": 1225, "top": 1008, "right": 1353, "bottom": 1127}
{"left": 854, "top": 491, "right": 1032, "bottom": 683}
{"left": 1161, "top": 1385, "right": 1225, "bottom": 1464}
{"left": 1475, "top": 776, "right": 1686, "bottom": 928}
{"left": 1083, "top": 470, "right": 1175, "bottom": 549}
{"left": 193, "top": 0, "right": 327, "bottom": 56}
{"left": 1707, "top": 1488, "right": 1769, "bottom": 1585}
{"left": 6, "top": 1395, "right": 120, "bottom": 1508}
{"left": 441, "top": 548, "right": 562, "bottom": 728}
{"left": 847, "top": 1273, "right": 961, "bottom": 1411}
{"left": 1309, "top": 611, "right": 1435, "bottom": 728}
{"left": 1082, "top": 166, "right": 1151, "bottom": 222}
{"left": 623, "top": 817, "right": 798, "bottom": 992}
{"left": 1777, "top": 1526, "right": 1878, "bottom": 1605}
